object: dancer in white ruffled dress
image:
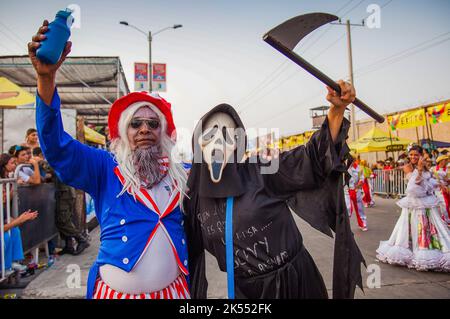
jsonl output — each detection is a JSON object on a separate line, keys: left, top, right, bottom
{"left": 376, "top": 145, "right": 450, "bottom": 272}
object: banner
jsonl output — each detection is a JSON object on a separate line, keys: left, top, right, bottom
{"left": 280, "top": 130, "right": 316, "bottom": 150}
{"left": 387, "top": 108, "right": 426, "bottom": 131}
{"left": 386, "top": 144, "right": 405, "bottom": 152}
{"left": 134, "top": 62, "right": 149, "bottom": 91}
{"left": 426, "top": 103, "right": 450, "bottom": 124}
{"left": 152, "top": 63, "right": 167, "bottom": 92}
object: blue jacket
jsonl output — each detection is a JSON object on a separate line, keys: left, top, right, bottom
{"left": 36, "top": 89, "right": 189, "bottom": 299}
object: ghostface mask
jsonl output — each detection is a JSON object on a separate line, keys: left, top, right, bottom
{"left": 198, "top": 112, "right": 237, "bottom": 183}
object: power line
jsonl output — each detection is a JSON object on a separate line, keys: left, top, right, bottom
{"left": 238, "top": 0, "right": 393, "bottom": 123}
{"left": 248, "top": 0, "right": 398, "bottom": 129}
{"left": 239, "top": 31, "right": 344, "bottom": 112}
{"left": 340, "top": 0, "right": 367, "bottom": 18}
{"left": 235, "top": 0, "right": 360, "bottom": 114}
{"left": 354, "top": 31, "right": 450, "bottom": 78}
{"left": 238, "top": 32, "right": 347, "bottom": 115}
{"left": 0, "top": 20, "right": 29, "bottom": 53}
{"left": 238, "top": 32, "right": 344, "bottom": 116}
{"left": 0, "top": 29, "right": 25, "bottom": 52}
{"left": 257, "top": 32, "right": 450, "bottom": 127}
{"left": 236, "top": 61, "right": 289, "bottom": 109}
{"left": 0, "top": 41, "right": 15, "bottom": 54}
{"left": 358, "top": 37, "right": 450, "bottom": 78}
{"left": 310, "top": 32, "right": 346, "bottom": 63}
{"left": 357, "top": 36, "right": 450, "bottom": 79}
{"left": 356, "top": 29, "right": 450, "bottom": 74}
{"left": 335, "top": 0, "right": 357, "bottom": 15}
{"left": 239, "top": 69, "right": 302, "bottom": 114}
{"left": 298, "top": 25, "right": 334, "bottom": 56}
{"left": 251, "top": 87, "right": 325, "bottom": 128}
{"left": 298, "top": 0, "right": 365, "bottom": 56}
{"left": 241, "top": 33, "right": 354, "bottom": 118}
{"left": 0, "top": 21, "right": 28, "bottom": 44}
{"left": 297, "top": 0, "right": 354, "bottom": 54}
{"left": 378, "top": 0, "right": 395, "bottom": 11}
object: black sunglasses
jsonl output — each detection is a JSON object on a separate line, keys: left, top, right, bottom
{"left": 130, "top": 118, "right": 160, "bottom": 130}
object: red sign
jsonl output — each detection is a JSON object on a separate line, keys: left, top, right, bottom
{"left": 152, "top": 63, "right": 166, "bottom": 82}
{"left": 134, "top": 62, "right": 148, "bottom": 82}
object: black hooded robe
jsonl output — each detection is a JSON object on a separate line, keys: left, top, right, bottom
{"left": 184, "top": 104, "right": 365, "bottom": 299}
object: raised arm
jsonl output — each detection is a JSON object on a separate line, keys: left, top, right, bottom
{"left": 327, "top": 80, "right": 355, "bottom": 142}
{"left": 263, "top": 81, "right": 354, "bottom": 197}
{"left": 28, "top": 20, "right": 107, "bottom": 197}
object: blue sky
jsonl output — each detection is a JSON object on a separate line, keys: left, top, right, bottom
{"left": 1, "top": 0, "right": 449, "bottom": 138}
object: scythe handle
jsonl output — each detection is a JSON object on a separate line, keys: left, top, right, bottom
{"left": 352, "top": 98, "right": 385, "bottom": 123}
{"left": 264, "top": 34, "right": 385, "bottom": 123}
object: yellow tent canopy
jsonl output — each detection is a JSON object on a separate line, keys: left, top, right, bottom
{"left": 0, "top": 77, "right": 35, "bottom": 107}
{"left": 84, "top": 125, "right": 106, "bottom": 145}
{"left": 348, "top": 127, "right": 412, "bottom": 153}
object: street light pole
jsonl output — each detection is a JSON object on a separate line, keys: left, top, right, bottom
{"left": 119, "top": 21, "right": 182, "bottom": 93}
{"left": 148, "top": 31, "right": 152, "bottom": 92}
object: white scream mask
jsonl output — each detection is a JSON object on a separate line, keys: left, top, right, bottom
{"left": 198, "top": 112, "right": 237, "bottom": 183}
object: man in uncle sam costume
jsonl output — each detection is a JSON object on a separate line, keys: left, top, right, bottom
{"left": 29, "top": 20, "right": 190, "bottom": 299}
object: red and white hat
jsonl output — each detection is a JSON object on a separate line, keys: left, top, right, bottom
{"left": 108, "top": 91, "right": 176, "bottom": 140}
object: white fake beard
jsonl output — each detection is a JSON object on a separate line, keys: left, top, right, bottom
{"left": 133, "top": 145, "right": 164, "bottom": 188}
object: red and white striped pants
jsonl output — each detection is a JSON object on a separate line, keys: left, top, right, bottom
{"left": 93, "top": 274, "right": 190, "bottom": 299}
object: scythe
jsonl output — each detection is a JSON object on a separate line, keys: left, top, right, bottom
{"left": 263, "top": 12, "right": 384, "bottom": 123}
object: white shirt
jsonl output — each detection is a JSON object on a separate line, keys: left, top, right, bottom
{"left": 18, "top": 166, "right": 34, "bottom": 183}
{"left": 99, "top": 175, "right": 180, "bottom": 294}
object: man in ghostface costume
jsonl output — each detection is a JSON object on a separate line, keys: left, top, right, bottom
{"left": 184, "top": 81, "right": 366, "bottom": 299}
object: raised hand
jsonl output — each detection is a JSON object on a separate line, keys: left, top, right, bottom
{"left": 28, "top": 20, "right": 72, "bottom": 105}
{"left": 326, "top": 80, "right": 356, "bottom": 142}
{"left": 326, "top": 80, "right": 356, "bottom": 112}
{"left": 28, "top": 20, "right": 72, "bottom": 77}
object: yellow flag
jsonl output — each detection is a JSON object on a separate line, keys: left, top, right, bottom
{"left": 427, "top": 103, "right": 450, "bottom": 124}
{"left": 387, "top": 108, "right": 426, "bottom": 131}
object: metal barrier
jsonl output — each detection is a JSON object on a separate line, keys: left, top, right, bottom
{"left": 18, "top": 183, "right": 58, "bottom": 254}
{"left": 1, "top": 164, "right": 58, "bottom": 282}
{"left": 14, "top": 164, "right": 58, "bottom": 262}
{"left": 372, "top": 168, "right": 407, "bottom": 198}
{"left": 0, "top": 178, "right": 17, "bottom": 282}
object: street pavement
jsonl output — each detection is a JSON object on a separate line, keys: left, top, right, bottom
{"left": 18, "top": 197, "right": 450, "bottom": 299}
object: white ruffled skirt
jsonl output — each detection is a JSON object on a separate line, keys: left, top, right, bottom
{"left": 376, "top": 195, "right": 450, "bottom": 272}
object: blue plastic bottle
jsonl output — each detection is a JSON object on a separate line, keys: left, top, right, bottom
{"left": 36, "top": 9, "right": 74, "bottom": 64}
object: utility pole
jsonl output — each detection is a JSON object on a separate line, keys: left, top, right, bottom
{"left": 331, "top": 19, "right": 365, "bottom": 141}
{"left": 346, "top": 20, "right": 356, "bottom": 141}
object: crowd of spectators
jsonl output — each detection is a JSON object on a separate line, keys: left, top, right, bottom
{"left": 358, "top": 147, "right": 450, "bottom": 199}
{"left": 368, "top": 148, "right": 449, "bottom": 172}
{"left": 1, "top": 128, "right": 89, "bottom": 280}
